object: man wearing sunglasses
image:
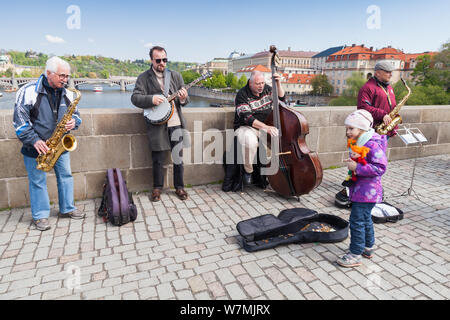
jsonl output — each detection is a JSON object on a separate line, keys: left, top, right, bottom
{"left": 132, "top": 46, "right": 190, "bottom": 202}
{"left": 13, "top": 56, "right": 83, "bottom": 231}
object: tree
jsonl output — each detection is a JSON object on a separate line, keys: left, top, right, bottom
{"left": 411, "top": 54, "right": 438, "bottom": 87}
{"left": 344, "top": 72, "right": 366, "bottom": 97}
{"left": 311, "top": 74, "right": 333, "bottom": 95}
{"left": 181, "top": 70, "right": 201, "bottom": 84}
{"left": 99, "top": 70, "right": 110, "bottom": 79}
{"left": 238, "top": 75, "right": 248, "bottom": 88}
{"left": 407, "top": 85, "right": 450, "bottom": 105}
{"left": 211, "top": 73, "right": 227, "bottom": 88}
{"left": 432, "top": 41, "right": 450, "bottom": 92}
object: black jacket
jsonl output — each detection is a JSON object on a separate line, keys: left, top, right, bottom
{"left": 233, "top": 81, "right": 285, "bottom": 130}
{"left": 131, "top": 67, "right": 189, "bottom": 152}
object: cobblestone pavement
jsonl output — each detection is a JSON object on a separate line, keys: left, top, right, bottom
{"left": 0, "top": 154, "right": 449, "bottom": 300}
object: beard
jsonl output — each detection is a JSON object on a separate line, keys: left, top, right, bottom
{"left": 154, "top": 64, "right": 165, "bottom": 72}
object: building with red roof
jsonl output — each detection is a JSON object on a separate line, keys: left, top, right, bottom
{"left": 281, "top": 73, "right": 317, "bottom": 95}
{"left": 324, "top": 44, "right": 436, "bottom": 95}
{"left": 231, "top": 47, "right": 319, "bottom": 73}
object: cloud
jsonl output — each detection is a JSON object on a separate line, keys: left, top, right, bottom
{"left": 88, "top": 38, "right": 95, "bottom": 43}
{"left": 143, "top": 42, "right": 153, "bottom": 48}
{"left": 45, "top": 35, "right": 65, "bottom": 44}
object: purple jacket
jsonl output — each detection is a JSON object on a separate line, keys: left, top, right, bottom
{"left": 349, "top": 132, "right": 387, "bottom": 203}
{"left": 357, "top": 77, "right": 397, "bottom": 137}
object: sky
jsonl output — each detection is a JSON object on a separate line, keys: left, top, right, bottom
{"left": 0, "top": 0, "right": 449, "bottom": 63}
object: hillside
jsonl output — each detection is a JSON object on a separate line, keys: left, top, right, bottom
{"left": 4, "top": 50, "right": 197, "bottom": 78}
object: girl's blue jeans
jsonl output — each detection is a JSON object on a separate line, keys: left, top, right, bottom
{"left": 349, "top": 202, "right": 376, "bottom": 255}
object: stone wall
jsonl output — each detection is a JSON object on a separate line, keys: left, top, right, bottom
{"left": 1, "top": 105, "right": 450, "bottom": 209}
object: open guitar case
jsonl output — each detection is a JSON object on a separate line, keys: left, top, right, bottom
{"left": 236, "top": 208, "right": 349, "bottom": 252}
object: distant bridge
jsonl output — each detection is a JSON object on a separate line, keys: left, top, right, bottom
{"left": 0, "top": 77, "right": 137, "bottom": 91}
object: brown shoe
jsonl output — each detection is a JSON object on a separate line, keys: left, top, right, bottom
{"left": 151, "top": 188, "right": 161, "bottom": 202}
{"left": 175, "top": 188, "right": 188, "bottom": 201}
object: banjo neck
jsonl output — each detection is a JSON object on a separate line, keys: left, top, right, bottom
{"left": 167, "top": 72, "right": 212, "bottom": 102}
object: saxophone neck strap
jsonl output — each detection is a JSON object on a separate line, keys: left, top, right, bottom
{"left": 377, "top": 83, "right": 392, "bottom": 108}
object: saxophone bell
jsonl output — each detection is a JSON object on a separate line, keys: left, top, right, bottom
{"left": 36, "top": 87, "right": 81, "bottom": 172}
{"left": 62, "top": 134, "right": 77, "bottom": 152}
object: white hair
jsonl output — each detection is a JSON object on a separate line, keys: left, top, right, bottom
{"left": 45, "top": 56, "right": 70, "bottom": 76}
{"left": 249, "top": 70, "right": 264, "bottom": 83}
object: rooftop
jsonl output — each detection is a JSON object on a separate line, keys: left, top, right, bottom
{"left": 236, "top": 64, "right": 272, "bottom": 73}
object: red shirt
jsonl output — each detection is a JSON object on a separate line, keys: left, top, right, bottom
{"left": 357, "top": 77, "right": 397, "bottom": 136}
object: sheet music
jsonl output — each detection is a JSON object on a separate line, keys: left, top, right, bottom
{"left": 399, "top": 133, "right": 418, "bottom": 145}
{"left": 396, "top": 125, "right": 427, "bottom": 145}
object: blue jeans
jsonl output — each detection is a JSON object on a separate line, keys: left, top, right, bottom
{"left": 23, "top": 152, "right": 76, "bottom": 221}
{"left": 349, "top": 202, "right": 375, "bottom": 255}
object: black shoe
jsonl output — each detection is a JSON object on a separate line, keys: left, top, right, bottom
{"left": 243, "top": 172, "right": 253, "bottom": 186}
{"left": 335, "top": 188, "right": 352, "bottom": 208}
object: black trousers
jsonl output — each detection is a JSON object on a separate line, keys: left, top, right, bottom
{"left": 152, "top": 126, "right": 184, "bottom": 189}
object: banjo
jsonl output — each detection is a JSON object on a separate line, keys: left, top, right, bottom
{"left": 144, "top": 72, "right": 212, "bottom": 125}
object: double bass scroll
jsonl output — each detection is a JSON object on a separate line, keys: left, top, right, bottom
{"left": 264, "top": 45, "right": 323, "bottom": 198}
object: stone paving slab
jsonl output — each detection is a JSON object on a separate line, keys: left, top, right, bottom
{"left": 0, "top": 154, "right": 449, "bottom": 300}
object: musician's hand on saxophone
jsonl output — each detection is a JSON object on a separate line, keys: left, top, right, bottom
{"left": 65, "top": 118, "right": 76, "bottom": 131}
{"left": 34, "top": 140, "right": 50, "bottom": 155}
{"left": 383, "top": 114, "right": 392, "bottom": 125}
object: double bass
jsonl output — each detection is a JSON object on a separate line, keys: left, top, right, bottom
{"left": 264, "top": 45, "right": 323, "bottom": 198}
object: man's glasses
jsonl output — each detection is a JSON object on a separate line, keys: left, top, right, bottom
{"left": 54, "top": 72, "right": 70, "bottom": 80}
{"left": 154, "top": 58, "right": 168, "bottom": 64}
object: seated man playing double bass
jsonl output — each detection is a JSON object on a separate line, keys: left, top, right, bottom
{"left": 233, "top": 70, "right": 285, "bottom": 185}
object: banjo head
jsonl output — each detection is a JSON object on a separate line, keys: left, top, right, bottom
{"left": 143, "top": 96, "right": 174, "bottom": 125}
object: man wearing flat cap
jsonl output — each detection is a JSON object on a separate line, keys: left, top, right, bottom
{"left": 357, "top": 61, "right": 397, "bottom": 139}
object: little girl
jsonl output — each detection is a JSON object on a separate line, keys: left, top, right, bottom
{"left": 337, "top": 109, "right": 387, "bottom": 268}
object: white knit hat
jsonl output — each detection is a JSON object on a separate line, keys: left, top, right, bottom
{"left": 344, "top": 109, "right": 374, "bottom": 131}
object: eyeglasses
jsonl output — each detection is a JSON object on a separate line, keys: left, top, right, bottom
{"left": 154, "top": 58, "right": 168, "bottom": 64}
{"left": 53, "top": 72, "right": 70, "bottom": 80}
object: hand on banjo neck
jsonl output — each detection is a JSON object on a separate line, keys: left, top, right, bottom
{"left": 152, "top": 87, "right": 188, "bottom": 106}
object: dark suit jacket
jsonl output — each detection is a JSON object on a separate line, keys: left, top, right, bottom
{"left": 131, "top": 67, "right": 190, "bottom": 151}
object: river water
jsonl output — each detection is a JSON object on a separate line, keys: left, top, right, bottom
{"left": 0, "top": 84, "right": 232, "bottom": 110}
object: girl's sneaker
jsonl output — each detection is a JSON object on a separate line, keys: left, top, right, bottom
{"left": 362, "top": 248, "right": 373, "bottom": 259}
{"left": 337, "top": 252, "right": 362, "bottom": 268}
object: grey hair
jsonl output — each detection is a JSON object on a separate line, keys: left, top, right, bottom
{"left": 249, "top": 70, "right": 264, "bottom": 83}
{"left": 45, "top": 56, "right": 70, "bottom": 76}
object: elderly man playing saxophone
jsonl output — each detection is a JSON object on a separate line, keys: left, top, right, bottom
{"left": 13, "top": 56, "right": 84, "bottom": 231}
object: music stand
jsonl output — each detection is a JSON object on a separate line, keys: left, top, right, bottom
{"left": 389, "top": 124, "right": 427, "bottom": 200}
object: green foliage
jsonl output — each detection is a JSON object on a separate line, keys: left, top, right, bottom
{"left": 311, "top": 74, "right": 333, "bottom": 95}
{"left": 6, "top": 50, "right": 197, "bottom": 78}
{"left": 344, "top": 72, "right": 366, "bottom": 97}
{"left": 211, "top": 73, "right": 227, "bottom": 88}
{"left": 411, "top": 42, "right": 450, "bottom": 93}
{"left": 328, "top": 96, "right": 357, "bottom": 106}
{"left": 238, "top": 75, "right": 248, "bottom": 88}
{"left": 392, "top": 79, "right": 411, "bottom": 102}
{"left": 181, "top": 70, "right": 201, "bottom": 84}
{"left": 407, "top": 85, "right": 450, "bottom": 105}
{"left": 8, "top": 51, "right": 48, "bottom": 66}
{"left": 20, "top": 70, "right": 33, "bottom": 78}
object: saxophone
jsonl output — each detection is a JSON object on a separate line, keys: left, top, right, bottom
{"left": 36, "top": 87, "right": 81, "bottom": 172}
{"left": 375, "top": 78, "right": 412, "bottom": 135}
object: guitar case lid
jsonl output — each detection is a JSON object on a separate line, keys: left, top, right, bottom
{"left": 237, "top": 208, "right": 317, "bottom": 242}
{"left": 236, "top": 208, "right": 349, "bottom": 252}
